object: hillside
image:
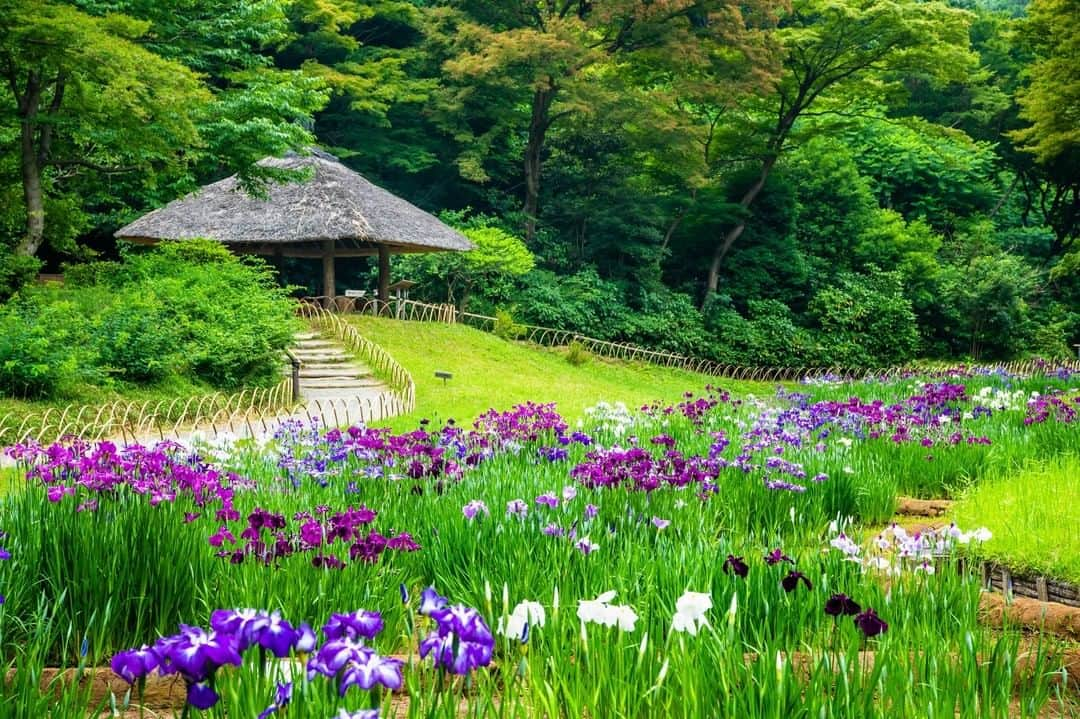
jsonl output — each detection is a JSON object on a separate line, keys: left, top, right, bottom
{"left": 349, "top": 316, "right": 765, "bottom": 428}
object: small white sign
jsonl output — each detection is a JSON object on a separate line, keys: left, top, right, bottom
{"left": 344, "top": 289, "right": 367, "bottom": 298}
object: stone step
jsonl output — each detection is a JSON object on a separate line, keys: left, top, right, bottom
{"left": 300, "top": 377, "right": 386, "bottom": 390}
{"left": 294, "top": 340, "right": 339, "bottom": 350}
{"left": 300, "top": 366, "right": 373, "bottom": 380}
{"left": 293, "top": 332, "right": 320, "bottom": 341}
{"left": 291, "top": 351, "right": 351, "bottom": 363}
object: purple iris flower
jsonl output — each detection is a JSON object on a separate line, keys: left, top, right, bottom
{"left": 781, "top": 571, "right": 813, "bottom": 593}
{"left": 824, "top": 593, "right": 861, "bottom": 617}
{"left": 722, "top": 554, "right": 749, "bottom": 578}
{"left": 295, "top": 623, "right": 317, "bottom": 653}
{"left": 323, "top": 610, "right": 384, "bottom": 641}
{"left": 154, "top": 625, "right": 242, "bottom": 682}
{"left": 338, "top": 650, "right": 404, "bottom": 694}
{"left": 651, "top": 517, "right": 670, "bottom": 530}
{"left": 584, "top": 504, "right": 599, "bottom": 520}
{"left": 420, "top": 600, "right": 495, "bottom": 675}
{"left": 854, "top": 608, "right": 888, "bottom": 637}
{"left": 535, "top": 493, "right": 559, "bottom": 508}
{"left": 0, "top": 547, "right": 10, "bottom": 561}
{"left": 110, "top": 645, "right": 159, "bottom": 683}
{"left": 187, "top": 681, "right": 219, "bottom": 710}
{"left": 462, "top": 500, "right": 489, "bottom": 520}
{"left": 257, "top": 682, "right": 294, "bottom": 719}
{"left": 419, "top": 587, "right": 448, "bottom": 616}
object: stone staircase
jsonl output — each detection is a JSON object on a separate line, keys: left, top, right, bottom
{"left": 291, "top": 331, "right": 388, "bottom": 405}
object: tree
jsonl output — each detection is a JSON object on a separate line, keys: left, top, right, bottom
{"left": 432, "top": 0, "right": 779, "bottom": 244}
{"left": 1011, "top": 0, "right": 1080, "bottom": 251}
{"left": 0, "top": 1, "right": 208, "bottom": 257}
{"left": 702, "top": 0, "right": 975, "bottom": 300}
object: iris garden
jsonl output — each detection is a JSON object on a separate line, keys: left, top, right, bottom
{"left": 0, "top": 369, "right": 1077, "bottom": 718}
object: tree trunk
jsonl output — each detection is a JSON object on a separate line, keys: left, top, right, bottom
{"left": 702, "top": 153, "right": 778, "bottom": 305}
{"left": 523, "top": 83, "right": 557, "bottom": 245}
{"left": 16, "top": 72, "right": 44, "bottom": 257}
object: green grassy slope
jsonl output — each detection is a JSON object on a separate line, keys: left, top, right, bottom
{"left": 350, "top": 316, "right": 767, "bottom": 427}
{"left": 952, "top": 455, "right": 1080, "bottom": 584}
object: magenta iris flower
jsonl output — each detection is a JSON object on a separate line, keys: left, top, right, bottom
{"left": 763, "top": 548, "right": 793, "bottom": 566}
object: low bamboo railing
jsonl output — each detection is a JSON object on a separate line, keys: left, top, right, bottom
{"left": 0, "top": 377, "right": 295, "bottom": 447}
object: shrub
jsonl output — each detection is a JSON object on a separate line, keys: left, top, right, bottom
{"left": 0, "top": 299, "right": 93, "bottom": 398}
{"left": 94, "top": 297, "right": 179, "bottom": 382}
{"left": 493, "top": 308, "right": 526, "bottom": 340}
{"left": 808, "top": 271, "right": 920, "bottom": 366}
{"left": 565, "top": 339, "right": 590, "bottom": 366}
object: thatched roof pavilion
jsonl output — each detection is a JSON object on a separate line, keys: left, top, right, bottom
{"left": 115, "top": 149, "right": 473, "bottom": 303}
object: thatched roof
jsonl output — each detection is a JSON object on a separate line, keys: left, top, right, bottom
{"left": 115, "top": 150, "right": 473, "bottom": 254}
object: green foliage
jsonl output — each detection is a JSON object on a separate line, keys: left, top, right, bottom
{"left": 0, "top": 240, "right": 297, "bottom": 399}
{"left": 0, "top": 298, "right": 91, "bottom": 399}
{"left": 809, "top": 272, "right": 921, "bottom": 366}
{"left": 492, "top": 308, "right": 525, "bottom": 341}
{"left": 565, "top": 339, "right": 590, "bottom": 367}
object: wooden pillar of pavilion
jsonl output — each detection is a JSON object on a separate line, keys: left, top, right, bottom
{"left": 377, "top": 244, "right": 390, "bottom": 315}
{"left": 322, "top": 239, "right": 336, "bottom": 302}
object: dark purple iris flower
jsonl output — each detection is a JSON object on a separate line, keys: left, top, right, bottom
{"left": 854, "top": 608, "right": 889, "bottom": 637}
{"left": 722, "top": 554, "right": 749, "bottom": 578}
{"left": 764, "top": 548, "right": 793, "bottom": 566}
{"left": 824, "top": 593, "right": 861, "bottom": 617}
{"left": 781, "top": 570, "right": 813, "bottom": 593}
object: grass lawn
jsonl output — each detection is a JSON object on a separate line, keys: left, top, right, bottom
{"left": 952, "top": 454, "right": 1080, "bottom": 584}
{"left": 349, "top": 316, "right": 768, "bottom": 427}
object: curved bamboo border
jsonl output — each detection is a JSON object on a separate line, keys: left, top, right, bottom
{"left": 0, "top": 377, "right": 296, "bottom": 448}
{"left": 305, "top": 296, "right": 1080, "bottom": 384}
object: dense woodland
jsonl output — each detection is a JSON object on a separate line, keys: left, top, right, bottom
{"left": 1, "top": 0, "right": 1078, "bottom": 369}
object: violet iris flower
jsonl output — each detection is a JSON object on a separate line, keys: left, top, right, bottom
{"left": 110, "top": 645, "right": 159, "bottom": 683}
{"left": 420, "top": 599, "right": 495, "bottom": 675}
{"left": 323, "top": 610, "right": 384, "bottom": 640}
{"left": 419, "top": 586, "right": 448, "bottom": 616}
{"left": 722, "top": 554, "right": 749, "bottom": 578}
{"left": 824, "top": 593, "right": 861, "bottom": 617}
{"left": 854, "top": 608, "right": 889, "bottom": 637}
{"left": 333, "top": 709, "right": 380, "bottom": 719}
{"left": 257, "top": 682, "right": 293, "bottom": 719}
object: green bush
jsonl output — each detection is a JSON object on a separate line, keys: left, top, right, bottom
{"left": 808, "top": 271, "right": 920, "bottom": 366}
{"left": 492, "top": 308, "right": 525, "bottom": 340}
{"left": 94, "top": 297, "right": 179, "bottom": 382}
{"left": 565, "top": 339, "right": 590, "bottom": 366}
{"left": 0, "top": 299, "right": 93, "bottom": 399}
{"left": 0, "top": 240, "right": 298, "bottom": 399}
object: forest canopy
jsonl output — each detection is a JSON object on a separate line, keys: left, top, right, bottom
{"left": 1, "top": 0, "right": 1076, "bottom": 365}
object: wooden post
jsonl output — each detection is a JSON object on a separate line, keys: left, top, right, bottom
{"left": 322, "top": 239, "right": 336, "bottom": 304}
{"left": 377, "top": 245, "right": 390, "bottom": 315}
